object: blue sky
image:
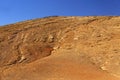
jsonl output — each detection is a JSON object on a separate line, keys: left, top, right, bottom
{"left": 0, "top": 0, "right": 120, "bottom": 26}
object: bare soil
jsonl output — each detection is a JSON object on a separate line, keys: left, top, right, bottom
{"left": 0, "top": 16, "right": 120, "bottom": 80}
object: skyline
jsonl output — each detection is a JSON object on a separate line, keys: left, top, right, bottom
{"left": 0, "top": 0, "right": 120, "bottom": 26}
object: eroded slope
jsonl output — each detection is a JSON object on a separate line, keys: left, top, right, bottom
{"left": 0, "top": 16, "right": 120, "bottom": 80}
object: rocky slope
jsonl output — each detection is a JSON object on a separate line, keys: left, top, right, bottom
{"left": 0, "top": 16, "right": 120, "bottom": 80}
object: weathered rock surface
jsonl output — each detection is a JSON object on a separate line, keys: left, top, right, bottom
{"left": 0, "top": 16, "right": 120, "bottom": 80}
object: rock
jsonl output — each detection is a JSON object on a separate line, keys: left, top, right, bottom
{"left": 0, "top": 16, "right": 120, "bottom": 80}
{"left": 48, "top": 35, "right": 54, "bottom": 42}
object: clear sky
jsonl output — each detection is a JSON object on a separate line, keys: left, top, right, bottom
{"left": 0, "top": 0, "right": 120, "bottom": 26}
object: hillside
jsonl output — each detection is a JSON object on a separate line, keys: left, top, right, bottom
{"left": 0, "top": 16, "right": 120, "bottom": 80}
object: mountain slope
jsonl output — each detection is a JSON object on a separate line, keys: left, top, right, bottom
{"left": 0, "top": 16, "right": 120, "bottom": 80}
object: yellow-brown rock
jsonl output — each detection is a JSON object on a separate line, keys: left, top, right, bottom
{"left": 0, "top": 16, "right": 120, "bottom": 80}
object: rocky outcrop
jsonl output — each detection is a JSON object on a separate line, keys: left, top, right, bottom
{"left": 0, "top": 16, "right": 120, "bottom": 80}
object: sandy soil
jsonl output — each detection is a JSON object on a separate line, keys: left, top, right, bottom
{"left": 0, "top": 16, "right": 120, "bottom": 80}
